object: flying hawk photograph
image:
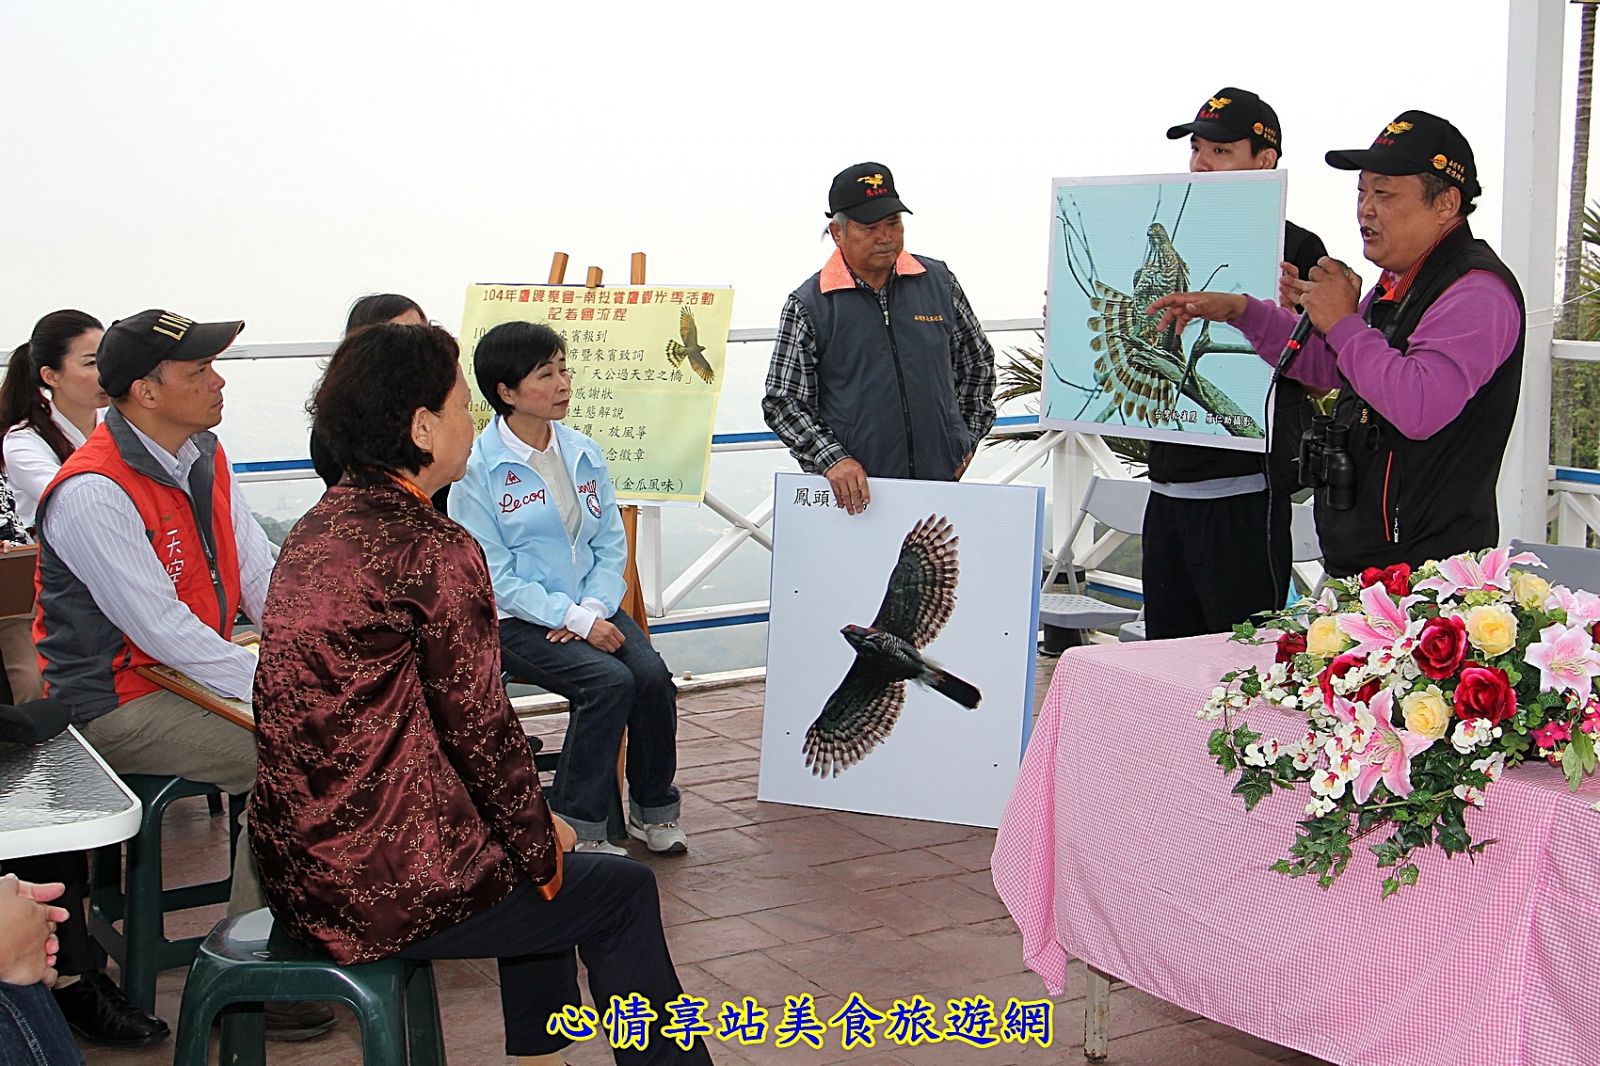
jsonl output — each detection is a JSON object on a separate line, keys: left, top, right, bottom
{"left": 665, "top": 305, "right": 716, "bottom": 384}
{"left": 759, "top": 473, "right": 1042, "bottom": 827}
{"left": 802, "top": 514, "right": 981, "bottom": 777}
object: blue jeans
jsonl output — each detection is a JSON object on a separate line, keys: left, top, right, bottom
{"left": 0, "top": 982, "right": 84, "bottom": 1065}
{"left": 499, "top": 612, "right": 680, "bottom": 840}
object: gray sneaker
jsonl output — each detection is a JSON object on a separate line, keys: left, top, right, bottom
{"left": 626, "top": 817, "right": 688, "bottom": 854}
{"left": 573, "top": 838, "right": 627, "bottom": 856}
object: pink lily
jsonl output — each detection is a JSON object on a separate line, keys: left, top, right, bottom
{"left": 1525, "top": 623, "right": 1600, "bottom": 699}
{"left": 1546, "top": 586, "right": 1600, "bottom": 628}
{"left": 1348, "top": 690, "right": 1434, "bottom": 803}
{"left": 1336, "top": 583, "right": 1424, "bottom": 656}
{"left": 1415, "top": 547, "right": 1542, "bottom": 599}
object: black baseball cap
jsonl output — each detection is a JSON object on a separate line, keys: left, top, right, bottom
{"left": 98, "top": 309, "right": 244, "bottom": 396}
{"left": 1166, "top": 87, "right": 1282, "bottom": 154}
{"left": 1325, "top": 110, "right": 1481, "bottom": 199}
{"left": 827, "top": 162, "right": 912, "bottom": 224}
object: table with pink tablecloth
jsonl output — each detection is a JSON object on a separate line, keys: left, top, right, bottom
{"left": 992, "top": 633, "right": 1599, "bottom": 1066}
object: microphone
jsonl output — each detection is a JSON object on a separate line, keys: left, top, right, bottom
{"left": 1278, "top": 312, "right": 1312, "bottom": 375}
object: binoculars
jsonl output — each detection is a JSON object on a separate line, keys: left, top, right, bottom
{"left": 1298, "top": 415, "right": 1357, "bottom": 511}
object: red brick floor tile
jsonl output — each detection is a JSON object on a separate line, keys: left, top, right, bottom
{"left": 823, "top": 810, "right": 988, "bottom": 851}
{"left": 808, "top": 847, "right": 968, "bottom": 893}
{"left": 926, "top": 832, "right": 997, "bottom": 872}
{"left": 908, "top": 917, "right": 1033, "bottom": 983}
{"left": 678, "top": 790, "right": 755, "bottom": 833}
{"left": 667, "top": 915, "right": 788, "bottom": 965}
{"left": 737, "top": 814, "right": 894, "bottom": 864}
{"left": 677, "top": 757, "right": 762, "bottom": 788}
{"left": 676, "top": 736, "right": 766, "bottom": 769}
{"left": 742, "top": 895, "right": 885, "bottom": 945}
{"left": 853, "top": 886, "right": 960, "bottom": 936}
{"left": 894, "top": 873, "right": 1012, "bottom": 926}
{"left": 694, "top": 707, "right": 767, "bottom": 740}
{"left": 690, "top": 776, "right": 759, "bottom": 804}
{"left": 696, "top": 949, "right": 828, "bottom": 1004}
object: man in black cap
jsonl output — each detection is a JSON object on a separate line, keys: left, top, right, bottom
{"left": 1149, "top": 112, "right": 1524, "bottom": 577}
{"left": 763, "top": 162, "right": 996, "bottom": 514}
{"left": 31, "top": 309, "right": 337, "bottom": 1041}
{"left": 1140, "top": 87, "right": 1329, "bottom": 640}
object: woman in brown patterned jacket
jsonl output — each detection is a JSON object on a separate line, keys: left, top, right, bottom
{"left": 249, "top": 323, "right": 711, "bottom": 1065}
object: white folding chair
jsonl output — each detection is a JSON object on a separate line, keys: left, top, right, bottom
{"left": 1510, "top": 538, "right": 1600, "bottom": 593}
{"left": 1289, "top": 501, "right": 1324, "bottom": 595}
{"left": 1039, "top": 476, "right": 1148, "bottom": 644}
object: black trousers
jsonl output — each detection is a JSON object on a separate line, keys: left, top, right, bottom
{"left": 1, "top": 852, "right": 94, "bottom": 976}
{"left": 398, "top": 852, "right": 711, "bottom": 1063}
{"left": 1141, "top": 489, "right": 1291, "bottom": 640}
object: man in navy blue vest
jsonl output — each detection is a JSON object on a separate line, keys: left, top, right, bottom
{"left": 763, "top": 163, "right": 996, "bottom": 515}
{"left": 1149, "top": 111, "right": 1524, "bottom": 577}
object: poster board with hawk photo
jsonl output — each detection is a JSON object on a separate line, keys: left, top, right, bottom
{"left": 758, "top": 474, "right": 1043, "bottom": 828}
{"left": 459, "top": 283, "right": 734, "bottom": 503}
{"left": 1040, "top": 170, "right": 1286, "bottom": 451}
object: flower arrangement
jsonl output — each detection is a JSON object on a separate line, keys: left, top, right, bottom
{"left": 1202, "top": 546, "right": 1600, "bottom": 897}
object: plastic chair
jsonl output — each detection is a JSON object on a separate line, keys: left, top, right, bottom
{"left": 87, "top": 775, "right": 245, "bottom": 1013}
{"left": 172, "top": 909, "right": 445, "bottom": 1066}
{"left": 1511, "top": 538, "right": 1600, "bottom": 593}
{"left": 1040, "top": 477, "right": 1149, "bottom": 644}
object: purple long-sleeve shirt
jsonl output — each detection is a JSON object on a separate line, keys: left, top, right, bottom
{"left": 1234, "top": 271, "right": 1522, "bottom": 441}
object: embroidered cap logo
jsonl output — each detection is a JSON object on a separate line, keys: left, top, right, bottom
{"left": 151, "top": 312, "right": 195, "bottom": 342}
{"left": 1386, "top": 121, "right": 1415, "bottom": 136}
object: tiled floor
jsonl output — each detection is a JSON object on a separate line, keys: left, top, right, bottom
{"left": 83, "top": 666, "right": 1327, "bottom": 1065}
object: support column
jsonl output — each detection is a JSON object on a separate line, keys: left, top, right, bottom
{"left": 1498, "top": 0, "right": 1565, "bottom": 543}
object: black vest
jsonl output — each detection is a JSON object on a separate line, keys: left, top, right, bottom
{"left": 794, "top": 256, "right": 970, "bottom": 481}
{"left": 1316, "top": 223, "right": 1525, "bottom": 577}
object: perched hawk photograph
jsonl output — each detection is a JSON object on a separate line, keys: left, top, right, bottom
{"left": 802, "top": 514, "right": 981, "bottom": 778}
{"left": 664, "top": 305, "right": 715, "bottom": 384}
{"left": 1086, "top": 220, "right": 1189, "bottom": 422}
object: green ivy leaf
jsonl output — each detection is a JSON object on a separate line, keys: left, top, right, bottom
{"left": 1437, "top": 824, "right": 1471, "bottom": 854}
{"left": 1399, "top": 864, "right": 1420, "bottom": 886}
{"left": 1381, "top": 877, "right": 1400, "bottom": 899}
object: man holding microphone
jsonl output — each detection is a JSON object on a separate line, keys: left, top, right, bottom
{"left": 1147, "top": 110, "right": 1524, "bottom": 577}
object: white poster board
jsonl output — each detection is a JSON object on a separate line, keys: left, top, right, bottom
{"left": 758, "top": 474, "right": 1043, "bottom": 828}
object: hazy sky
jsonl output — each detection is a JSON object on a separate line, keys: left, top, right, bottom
{"left": 0, "top": 0, "right": 1577, "bottom": 345}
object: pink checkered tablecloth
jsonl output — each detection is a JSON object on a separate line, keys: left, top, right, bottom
{"left": 992, "top": 633, "right": 1600, "bottom": 1066}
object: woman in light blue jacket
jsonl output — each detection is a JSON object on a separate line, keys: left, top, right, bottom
{"left": 451, "top": 321, "right": 687, "bottom": 856}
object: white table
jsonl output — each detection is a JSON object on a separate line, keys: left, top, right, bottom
{"left": 0, "top": 727, "right": 141, "bottom": 860}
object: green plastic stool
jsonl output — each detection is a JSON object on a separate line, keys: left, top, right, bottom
{"left": 172, "top": 909, "right": 446, "bottom": 1066}
{"left": 88, "top": 774, "right": 246, "bottom": 1012}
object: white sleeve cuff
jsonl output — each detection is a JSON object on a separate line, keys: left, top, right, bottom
{"left": 579, "top": 597, "right": 609, "bottom": 621}
{"left": 563, "top": 603, "right": 599, "bottom": 638}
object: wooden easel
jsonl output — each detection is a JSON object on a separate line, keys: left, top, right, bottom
{"left": 546, "top": 250, "right": 652, "bottom": 639}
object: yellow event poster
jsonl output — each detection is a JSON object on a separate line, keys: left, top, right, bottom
{"left": 459, "top": 284, "right": 734, "bottom": 503}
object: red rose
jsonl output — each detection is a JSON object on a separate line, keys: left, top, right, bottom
{"left": 1413, "top": 615, "right": 1468, "bottom": 680}
{"left": 1453, "top": 665, "right": 1517, "bottom": 724}
{"left": 1360, "top": 563, "right": 1413, "bottom": 598}
{"left": 1319, "top": 652, "right": 1379, "bottom": 711}
{"left": 1275, "top": 631, "right": 1307, "bottom": 664}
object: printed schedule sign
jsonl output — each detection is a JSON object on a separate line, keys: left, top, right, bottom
{"left": 460, "top": 283, "right": 735, "bottom": 503}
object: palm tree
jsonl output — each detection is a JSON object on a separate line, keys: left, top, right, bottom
{"left": 1556, "top": 0, "right": 1599, "bottom": 468}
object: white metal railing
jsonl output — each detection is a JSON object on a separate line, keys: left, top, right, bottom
{"left": 16, "top": 321, "right": 1599, "bottom": 630}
